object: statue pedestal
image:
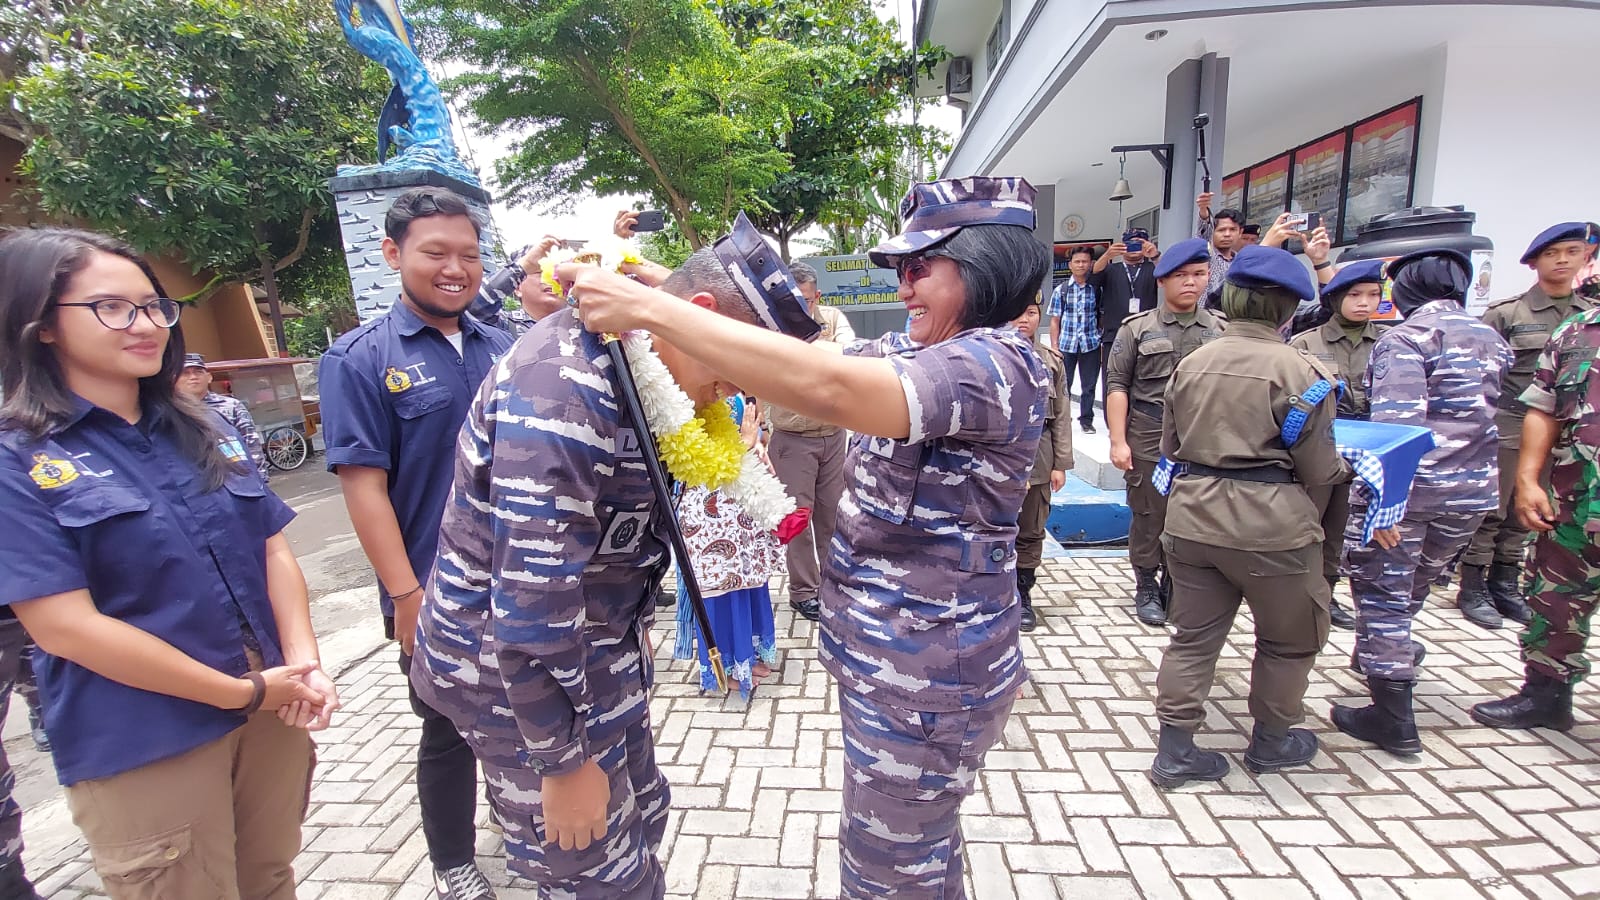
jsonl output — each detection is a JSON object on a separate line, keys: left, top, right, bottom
{"left": 330, "top": 169, "right": 501, "bottom": 323}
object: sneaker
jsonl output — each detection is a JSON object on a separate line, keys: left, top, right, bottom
{"left": 435, "top": 863, "right": 496, "bottom": 900}
{"left": 788, "top": 598, "right": 822, "bottom": 622}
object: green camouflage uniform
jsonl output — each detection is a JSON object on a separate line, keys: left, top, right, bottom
{"left": 1516, "top": 306, "right": 1600, "bottom": 684}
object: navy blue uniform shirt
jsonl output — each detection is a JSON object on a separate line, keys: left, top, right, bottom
{"left": 0, "top": 400, "right": 295, "bottom": 785}
{"left": 318, "top": 300, "right": 513, "bottom": 617}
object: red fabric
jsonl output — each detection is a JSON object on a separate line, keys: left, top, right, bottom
{"left": 775, "top": 507, "right": 812, "bottom": 545}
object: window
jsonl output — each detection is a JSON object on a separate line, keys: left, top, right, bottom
{"left": 1221, "top": 98, "right": 1421, "bottom": 245}
{"left": 986, "top": 9, "right": 1007, "bottom": 76}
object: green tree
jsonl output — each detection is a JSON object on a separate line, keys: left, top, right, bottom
{"left": 410, "top": 0, "right": 818, "bottom": 249}
{"left": 712, "top": 0, "right": 945, "bottom": 260}
{"left": 15, "top": 0, "right": 381, "bottom": 353}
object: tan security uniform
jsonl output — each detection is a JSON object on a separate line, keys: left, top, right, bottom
{"left": 1156, "top": 321, "right": 1352, "bottom": 733}
{"left": 767, "top": 303, "right": 857, "bottom": 604}
{"left": 1104, "top": 305, "right": 1225, "bottom": 570}
{"left": 1017, "top": 338, "right": 1075, "bottom": 570}
{"left": 1464, "top": 286, "right": 1596, "bottom": 567}
{"left": 1290, "top": 317, "right": 1385, "bottom": 581}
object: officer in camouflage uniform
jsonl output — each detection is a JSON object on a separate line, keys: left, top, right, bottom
{"left": 1472, "top": 305, "right": 1600, "bottom": 731}
{"left": 411, "top": 215, "right": 819, "bottom": 898}
{"left": 1333, "top": 249, "right": 1511, "bottom": 756}
{"left": 1013, "top": 295, "right": 1073, "bottom": 632}
{"left": 1149, "top": 246, "right": 1351, "bottom": 788}
{"left": 1290, "top": 259, "right": 1388, "bottom": 631}
{"left": 1457, "top": 223, "right": 1600, "bottom": 629}
{"left": 559, "top": 177, "right": 1050, "bottom": 899}
{"left": 1106, "top": 237, "right": 1225, "bottom": 626}
{"left": 176, "top": 354, "right": 270, "bottom": 479}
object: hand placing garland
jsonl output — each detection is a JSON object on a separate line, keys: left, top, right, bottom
{"left": 542, "top": 248, "right": 799, "bottom": 530}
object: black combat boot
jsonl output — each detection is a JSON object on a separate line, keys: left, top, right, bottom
{"left": 1327, "top": 577, "right": 1356, "bottom": 631}
{"left": 1147, "top": 723, "right": 1229, "bottom": 790}
{"left": 1486, "top": 562, "right": 1532, "bottom": 625}
{"left": 1331, "top": 676, "right": 1421, "bottom": 756}
{"left": 1348, "top": 640, "right": 1426, "bottom": 675}
{"left": 1243, "top": 722, "right": 1319, "bottom": 774}
{"left": 1134, "top": 567, "right": 1166, "bottom": 626}
{"left": 1017, "top": 567, "right": 1038, "bottom": 633}
{"left": 1470, "top": 670, "right": 1575, "bottom": 731}
{"left": 1455, "top": 564, "right": 1502, "bottom": 630}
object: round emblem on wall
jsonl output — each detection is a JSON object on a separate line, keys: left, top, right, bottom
{"left": 1059, "top": 214, "right": 1086, "bottom": 239}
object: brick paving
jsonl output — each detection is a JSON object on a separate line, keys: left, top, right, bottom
{"left": 22, "top": 556, "right": 1600, "bottom": 899}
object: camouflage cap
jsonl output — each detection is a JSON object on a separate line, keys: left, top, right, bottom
{"left": 182, "top": 353, "right": 208, "bottom": 370}
{"left": 867, "top": 177, "right": 1037, "bottom": 268}
{"left": 713, "top": 212, "right": 821, "bottom": 342}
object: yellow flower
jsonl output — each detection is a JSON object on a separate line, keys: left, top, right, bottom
{"left": 658, "top": 403, "right": 745, "bottom": 489}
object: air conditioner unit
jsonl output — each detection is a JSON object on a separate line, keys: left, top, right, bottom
{"left": 946, "top": 57, "right": 973, "bottom": 98}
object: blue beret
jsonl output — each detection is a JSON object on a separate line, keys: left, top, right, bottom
{"left": 1153, "top": 237, "right": 1210, "bottom": 279}
{"left": 1520, "top": 222, "right": 1598, "bottom": 264}
{"left": 1322, "top": 259, "right": 1386, "bottom": 299}
{"left": 1225, "top": 244, "right": 1317, "bottom": 302}
{"left": 868, "top": 177, "right": 1037, "bottom": 268}
{"left": 713, "top": 212, "right": 820, "bottom": 342}
{"left": 182, "top": 353, "right": 207, "bottom": 369}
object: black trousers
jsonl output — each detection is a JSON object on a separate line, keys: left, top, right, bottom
{"left": 398, "top": 646, "right": 479, "bottom": 870}
{"left": 1063, "top": 349, "right": 1101, "bottom": 425}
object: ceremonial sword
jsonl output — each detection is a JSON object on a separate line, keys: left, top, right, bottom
{"left": 601, "top": 334, "right": 729, "bottom": 694}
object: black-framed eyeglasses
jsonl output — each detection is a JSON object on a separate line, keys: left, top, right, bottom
{"left": 55, "top": 297, "right": 182, "bottom": 331}
{"left": 896, "top": 249, "right": 955, "bottom": 284}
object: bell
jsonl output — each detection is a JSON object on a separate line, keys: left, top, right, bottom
{"left": 1108, "top": 178, "right": 1134, "bottom": 202}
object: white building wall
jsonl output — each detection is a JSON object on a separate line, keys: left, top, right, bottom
{"left": 1425, "top": 41, "right": 1600, "bottom": 292}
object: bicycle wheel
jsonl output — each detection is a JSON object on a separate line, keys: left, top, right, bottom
{"left": 266, "top": 427, "right": 309, "bottom": 471}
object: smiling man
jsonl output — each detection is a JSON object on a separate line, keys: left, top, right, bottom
{"left": 319, "top": 187, "right": 514, "bottom": 900}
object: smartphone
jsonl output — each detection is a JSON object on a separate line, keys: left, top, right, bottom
{"left": 1122, "top": 231, "right": 1144, "bottom": 254}
{"left": 633, "top": 210, "right": 666, "bottom": 233}
{"left": 1304, "top": 211, "right": 1322, "bottom": 233}
{"left": 1283, "top": 212, "right": 1309, "bottom": 232}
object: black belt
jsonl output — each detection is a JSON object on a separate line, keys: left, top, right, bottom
{"left": 1180, "top": 462, "right": 1297, "bottom": 484}
{"left": 1130, "top": 398, "right": 1163, "bottom": 419}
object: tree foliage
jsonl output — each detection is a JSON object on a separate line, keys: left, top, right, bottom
{"left": 14, "top": 0, "right": 382, "bottom": 350}
{"left": 412, "top": 0, "right": 819, "bottom": 249}
{"left": 712, "top": 0, "right": 944, "bottom": 260}
{"left": 412, "top": 0, "right": 942, "bottom": 255}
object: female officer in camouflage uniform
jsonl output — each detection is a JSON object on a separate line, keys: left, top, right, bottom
{"left": 1290, "top": 260, "right": 1387, "bottom": 632}
{"left": 569, "top": 177, "right": 1051, "bottom": 899}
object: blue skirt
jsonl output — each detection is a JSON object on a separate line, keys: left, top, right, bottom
{"left": 674, "top": 578, "right": 777, "bottom": 699}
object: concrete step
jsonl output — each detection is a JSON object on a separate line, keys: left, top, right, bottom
{"left": 1050, "top": 392, "right": 1131, "bottom": 544}
{"left": 1048, "top": 469, "right": 1130, "bottom": 545}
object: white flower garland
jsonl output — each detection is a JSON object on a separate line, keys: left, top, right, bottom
{"left": 621, "top": 330, "right": 797, "bottom": 531}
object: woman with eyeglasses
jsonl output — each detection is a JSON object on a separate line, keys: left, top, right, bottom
{"left": 0, "top": 228, "right": 337, "bottom": 900}
{"left": 562, "top": 177, "right": 1051, "bottom": 900}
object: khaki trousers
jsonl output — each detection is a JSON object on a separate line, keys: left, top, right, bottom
{"left": 1017, "top": 482, "right": 1052, "bottom": 570}
{"left": 1155, "top": 537, "right": 1330, "bottom": 733}
{"left": 1125, "top": 456, "right": 1167, "bottom": 571}
{"left": 769, "top": 429, "right": 848, "bottom": 603}
{"left": 65, "top": 709, "right": 315, "bottom": 900}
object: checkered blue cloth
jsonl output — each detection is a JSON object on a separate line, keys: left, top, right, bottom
{"left": 1338, "top": 442, "right": 1407, "bottom": 545}
{"left": 1153, "top": 457, "right": 1177, "bottom": 495}
{"left": 1154, "top": 439, "right": 1411, "bottom": 545}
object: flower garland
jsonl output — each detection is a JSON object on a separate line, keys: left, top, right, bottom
{"left": 541, "top": 246, "right": 798, "bottom": 530}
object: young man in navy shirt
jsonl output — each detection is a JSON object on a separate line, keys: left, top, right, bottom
{"left": 320, "top": 187, "right": 514, "bottom": 900}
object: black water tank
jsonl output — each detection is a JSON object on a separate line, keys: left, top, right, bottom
{"left": 1338, "top": 206, "right": 1496, "bottom": 317}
